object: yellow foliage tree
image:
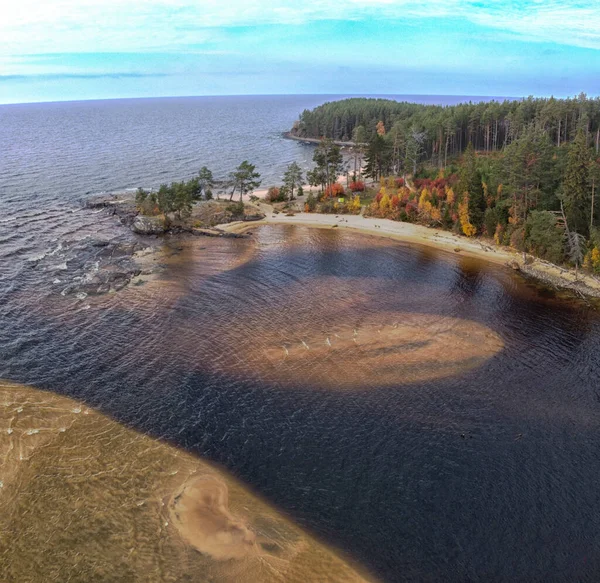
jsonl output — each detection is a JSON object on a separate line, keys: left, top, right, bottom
{"left": 379, "top": 191, "right": 391, "bottom": 214}
{"left": 430, "top": 206, "right": 442, "bottom": 223}
{"left": 399, "top": 186, "right": 411, "bottom": 200}
{"left": 349, "top": 195, "right": 361, "bottom": 213}
{"left": 592, "top": 247, "right": 600, "bottom": 271}
{"left": 446, "top": 187, "right": 455, "bottom": 206}
{"left": 458, "top": 196, "right": 477, "bottom": 237}
{"left": 494, "top": 224, "right": 504, "bottom": 246}
{"left": 418, "top": 187, "right": 430, "bottom": 210}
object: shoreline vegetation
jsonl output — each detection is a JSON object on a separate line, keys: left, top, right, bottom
{"left": 88, "top": 186, "right": 600, "bottom": 301}
{"left": 285, "top": 95, "right": 600, "bottom": 299}
{"left": 84, "top": 94, "right": 600, "bottom": 301}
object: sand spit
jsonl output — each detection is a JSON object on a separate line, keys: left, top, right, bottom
{"left": 224, "top": 211, "right": 600, "bottom": 299}
{"left": 0, "top": 380, "right": 374, "bottom": 583}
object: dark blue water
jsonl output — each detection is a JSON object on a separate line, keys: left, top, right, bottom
{"left": 1, "top": 96, "right": 600, "bottom": 582}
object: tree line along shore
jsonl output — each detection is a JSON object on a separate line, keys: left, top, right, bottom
{"left": 128, "top": 94, "right": 600, "bottom": 294}
{"left": 285, "top": 95, "right": 600, "bottom": 277}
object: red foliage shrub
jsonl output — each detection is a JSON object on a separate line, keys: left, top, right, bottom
{"left": 395, "top": 177, "right": 405, "bottom": 188}
{"left": 349, "top": 180, "right": 365, "bottom": 192}
{"left": 405, "top": 201, "right": 419, "bottom": 220}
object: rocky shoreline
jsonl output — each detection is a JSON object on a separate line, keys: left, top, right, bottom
{"left": 86, "top": 193, "right": 264, "bottom": 237}
{"left": 57, "top": 194, "right": 267, "bottom": 299}
{"left": 57, "top": 239, "right": 149, "bottom": 297}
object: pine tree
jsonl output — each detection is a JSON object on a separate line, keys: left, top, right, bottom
{"left": 457, "top": 143, "right": 485, "bottom": 230}
{"left": 198, "top": 166, "right": 214, "bottom": 200}
{"left": 364, "top": 135, "right": 392, "bottom": 181}
{"left": 312, "top": 139, "right": 343, "bottom": 191}
{"left": 283, "top": 162, "right": 303, "bottom": 200}
{"left": 562, "top": 129, "right": 592, "bottom": 236}
{"left": 230, "top": 161, "right": 261, "bottom": 202}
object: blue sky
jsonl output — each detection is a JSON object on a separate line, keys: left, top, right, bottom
{"left": 2, "top": 0, "right": 600, "bottom": 104}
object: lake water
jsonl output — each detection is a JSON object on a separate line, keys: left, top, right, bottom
{"left": 1, "top": 95, "right": 600, "bottom": 582}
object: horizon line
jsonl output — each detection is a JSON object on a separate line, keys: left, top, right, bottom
{"left": 0, "top": 92, "right": 543, "bottom": 107}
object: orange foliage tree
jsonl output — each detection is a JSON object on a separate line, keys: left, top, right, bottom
{"left": 323, "top": 182, "right": 345, "bottom": 198}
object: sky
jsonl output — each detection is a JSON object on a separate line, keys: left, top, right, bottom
{"left": 2, "top": 0, "right": 600, "bottom": 104}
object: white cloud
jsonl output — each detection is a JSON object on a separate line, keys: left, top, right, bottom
{"left": 1, "top": 0, "right": 600, "bottom": 56}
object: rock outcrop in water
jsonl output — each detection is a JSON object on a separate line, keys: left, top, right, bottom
{"left": 31, "top": 237, "right": 157, "bottom": 297}
{"left": 86, "top": 194, "right": 139, "bottom": 227}
{"left": 70, "top": 195, "right": 267, "bottom": 297}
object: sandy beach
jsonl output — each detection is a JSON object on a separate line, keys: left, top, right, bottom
{"left": 223, "top": 207, "right": 600, "bottom": 299}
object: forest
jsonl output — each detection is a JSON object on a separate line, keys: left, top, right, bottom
{"left": 293, "top": 96, "right": 600, "bottom": 273}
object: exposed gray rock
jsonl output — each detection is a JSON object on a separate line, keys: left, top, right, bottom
{"left": 132, "top": 216, "right": 166, "bottom": 235}
{"left": 86, "top": 194, "right": 139, "bottom": 226}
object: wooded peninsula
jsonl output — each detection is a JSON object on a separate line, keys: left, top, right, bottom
{"left": 290, "top": 95, "right": 600, "bottom": 273}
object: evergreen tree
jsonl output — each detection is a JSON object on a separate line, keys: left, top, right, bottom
{"left": 562, "top": 129, "right": 592, "bottom": 236}
{"left": 457, "top": 143, "right": 486, "bottom": 230}
{"left": 198, "top": 166, "right": 214, "bottom": 200}
{"left": 364, "top": 134, "right": 392, "bottom": 181}
{"left": 312, "top": 138, "right": 344, "bottom": 191}
{"left": 283, "top": 162, "right": 303, "bottom": 200}
{"left": 230, "top": 161, "right": 261, "bottom": 202}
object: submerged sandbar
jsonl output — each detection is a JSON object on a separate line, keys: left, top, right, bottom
{"left": 0, "top": 380, "right": 374, "bottom": 582}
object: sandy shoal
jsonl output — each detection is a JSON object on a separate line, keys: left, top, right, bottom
{"left": 0, "top": 380, "right": 375, "bottom": 583}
